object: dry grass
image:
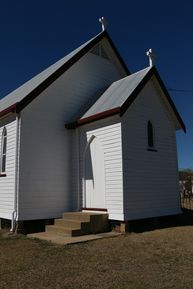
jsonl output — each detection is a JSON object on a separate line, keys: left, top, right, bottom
{"left": 1, "top": 226, "right": 193, "bottom": 289}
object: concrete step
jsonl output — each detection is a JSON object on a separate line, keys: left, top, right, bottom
{"left": 46, "top": 225, "right": 82, "bottom": 237}
{"left": 55, "top": 218, "right": 91, "bottom": 233}
{"left": 62, "top": 212, "right": 109, "bottom": 233}
{"left": 28, "top": 231, "right": 121, "bottom": 245}
{"left": 43, "top": 212, "right": 110, "bottom": 239}
{"left": 62, "top": 212, "right": 94, "bottom": 222}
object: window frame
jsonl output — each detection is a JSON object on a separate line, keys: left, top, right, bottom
{"left": 147, "top": 121, "right": 157, "bottom": 152}
{"left": 0, "top": 127, "right": 7, "bottom": 175}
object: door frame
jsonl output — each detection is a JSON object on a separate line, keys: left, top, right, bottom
{"left": 82, "top": 134, "right": 106, "bottom": 210}
{"left": 82, "top": 135, "right": 96, "bottom": 208}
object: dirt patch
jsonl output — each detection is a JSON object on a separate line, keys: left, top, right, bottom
{"left": 1, "top": 225, "right": 193, "bottom": 289}
{"left": 0, "top": 229, "right": 14, "bottom": 238}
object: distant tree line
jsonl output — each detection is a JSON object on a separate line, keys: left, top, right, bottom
{"left": 179, "top": 168, "right": 193, "bottom": 193}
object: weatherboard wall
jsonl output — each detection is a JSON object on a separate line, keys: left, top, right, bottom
{"left": 0, "top": 115, "right": 17, "bottom": 220}
{"left": 121, "top": 79, "right": 181, "bottom": 220}
{"left": 17, "top": 51, "right": 123, "bottom": 220}
{"left": 78, "top": 116, "right": 124, "bottom": 221}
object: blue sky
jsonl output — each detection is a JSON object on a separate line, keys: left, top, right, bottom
{"left": 0, "top": 0, "right": 192, "bottom": 169}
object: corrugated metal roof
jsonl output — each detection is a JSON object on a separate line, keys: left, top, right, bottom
{"left": 0, "top": 33, "right": 102, "bottom": 112}
{"left": 80, "top": 66, "right": 151, "bottom": 120}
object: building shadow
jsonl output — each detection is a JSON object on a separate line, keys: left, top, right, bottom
{"left": 127, "top": 209, "right": 193, "bottom": 233}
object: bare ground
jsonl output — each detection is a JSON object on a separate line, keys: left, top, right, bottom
{"left": 1, "top": 223, "right": 193, "bottom": 289}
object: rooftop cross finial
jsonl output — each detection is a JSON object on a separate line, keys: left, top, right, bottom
{"left": 146, "top": 48, "right": 155, "bottom": 67}
{"left": 99, "top": 17, "right": 107, "bottom": 32}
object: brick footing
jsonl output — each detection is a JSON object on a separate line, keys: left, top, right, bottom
{"left": 0, "top": 218, "right": 54, "bottom": 234}
{"left": 0, "top": 218, "right": 11, "bottom": 230}
{"left": 0, "top": 214, "right": 183, "bottom": 235}
{"left": 110, "top": 214, "right": 182, "bottom": 233}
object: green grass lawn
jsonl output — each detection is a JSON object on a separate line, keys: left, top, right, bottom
{"left": 1, "top": 225, "right": 193, "bottom": 289}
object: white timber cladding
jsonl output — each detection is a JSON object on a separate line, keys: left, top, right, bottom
{"left": 0, "top": 115, "right": 17, "bottom": 220}
{"left": 121, "top": 79, "right": 181, "bottom": 220}
{"left": 78, "top": 116, "right": 124, "bottom": 221}
{"left": 18, "top": 51, "right": 123, "bottom": 220}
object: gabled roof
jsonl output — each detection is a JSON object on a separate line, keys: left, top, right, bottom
{"left": 66, "top": 66, "right": 186, "bottom": 132}
{"left": 0, "top": 31, "right": 129, "bottom": 118}
{"left": 81, "top": 67, "right": 151, "bottom": 119}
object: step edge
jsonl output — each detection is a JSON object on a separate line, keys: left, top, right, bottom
{"left": 55, "top": 218, "right": 90, "bottom": 224}
{"left": 46, "top": 225, "right": 81, "bottom": 232}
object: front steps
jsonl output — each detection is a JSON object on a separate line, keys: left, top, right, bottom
{"left": 28, "top": 212, "right": 110, "bottom": 241}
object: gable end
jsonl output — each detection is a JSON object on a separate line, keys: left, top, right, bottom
{"left": 1, "top": 31, "right": 130, "bottom": 118}
{"left": 120, "top": 67, "right": 185, "bottom": 133}
{"left": 118, "top": 67, "right": 185, "bottom": 133}
{"left": 152, "top": 68, "right": 186, "bottom": 133}
{"left": 16, "top": 32, "right": 111, "bottom": 113}
{"left": 120, "top": 69, "right": 154, "bottom": 117}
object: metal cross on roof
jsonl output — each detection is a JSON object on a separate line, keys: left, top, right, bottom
{"left": 99, "top": 17, "right": 107, "bottom": 32}
{"left": 146, "top": 48, "right": 155, "bottom": 67}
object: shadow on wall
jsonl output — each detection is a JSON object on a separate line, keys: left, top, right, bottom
{"left": 85, "top": 144, "right": 94, "bottom": 185}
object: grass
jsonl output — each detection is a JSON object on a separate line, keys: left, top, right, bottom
{"left": 1, "top": 224, "right": 193, "bottom": 289}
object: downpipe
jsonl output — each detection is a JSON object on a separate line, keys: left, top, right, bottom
{"left": 10, "top": 113, "right": 20, "bottom": 232}
{"left": 10, "top": 211, "right": 17, "bottom": 232}
{"left": 76, "top": 127, "right": 80, "bottom": 211}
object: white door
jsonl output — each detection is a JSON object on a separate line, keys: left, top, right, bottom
{"left": 84, "top": 136, "right": 105, "bottom": 209}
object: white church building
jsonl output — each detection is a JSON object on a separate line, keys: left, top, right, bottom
{"left": 0, "top": 25, "right": 185, "bottom": 232}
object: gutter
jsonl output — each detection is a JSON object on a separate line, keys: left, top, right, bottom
{"left": 65, "top": 107, "right": 121, "bottom": 129}
{"left": 0, "top": 103, "right": 17, "bottom": 119}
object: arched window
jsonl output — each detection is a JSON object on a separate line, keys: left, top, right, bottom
{"left": 147, "top": 121, "right": 154, "bottom": 148}
{"left": 1, "top": 127, "right": 7, "bottom": 173}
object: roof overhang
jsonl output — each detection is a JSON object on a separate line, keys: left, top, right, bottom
{"left": 16, "top": 31, "right": 130, "bottom": 113}
{"left": 65, "top": 107, "right": 120, "bottom": 128}
{"left": 65, "top": 66, "right": 186, "bottom": 133}
{"left": 0, "top": 103, "right": 17, "bottom": 119}
{"left": 0, "top": 31, "right": 130, "bottom": 116}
